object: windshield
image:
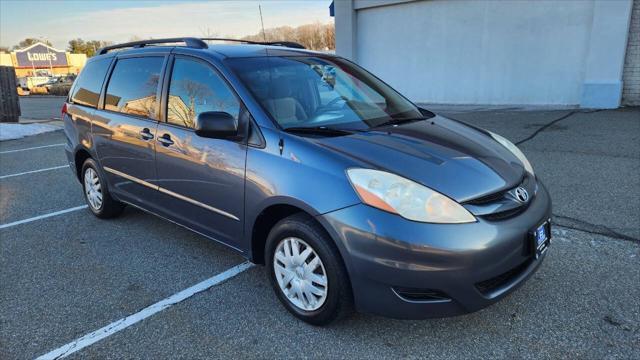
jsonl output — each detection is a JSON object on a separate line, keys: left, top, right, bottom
{"left": 227, "top": 56, "right": 424, "bottom": 130}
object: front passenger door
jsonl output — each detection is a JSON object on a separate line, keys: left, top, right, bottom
{"left": 153, "top": 56, "right": 247, "bottom": 248}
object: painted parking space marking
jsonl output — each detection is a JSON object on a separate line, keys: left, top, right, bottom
{"left": 0, "top": 205, "right": 88, "bottom": 230}
{"left": 0, "top": 165, "right": 67, "bottom": 179}
{"left": 0, "top": 143, "right": 65, "bottom": 154}
{"left": 35, "top": 261, "right": 254, "bottom": 360}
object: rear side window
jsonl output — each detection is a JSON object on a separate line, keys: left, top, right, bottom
{"left": 104, "top": 57, "right": 164, "bottom": 118}
{"left": 167, "top": 58, "right": 240, "bottom": 129}
{"left": 70, "top": 58, "right": 111, "bottom": 108}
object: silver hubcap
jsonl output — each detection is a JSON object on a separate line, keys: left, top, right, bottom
{"left": 273, "top": 237, "right": 328, "bottom": 311}
{"left": 84, "top": 168, "right": 103, "bottom": 210}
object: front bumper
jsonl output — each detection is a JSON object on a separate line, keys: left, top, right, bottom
{"left": 319, "top": 181, "right": 552, "bottom": 319}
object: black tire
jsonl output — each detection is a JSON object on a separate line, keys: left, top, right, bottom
{"left": 266, "top": 213, "right": 353, "bottom": 325}
{"left": 81, "top": 158, "right": 125, "bottom": 219}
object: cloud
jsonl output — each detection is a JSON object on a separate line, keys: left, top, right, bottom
{"left": 2, "top": 1, "right": 331, "bottom": 48}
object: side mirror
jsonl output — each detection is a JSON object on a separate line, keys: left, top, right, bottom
{"left": 418, "top": 107, "right": 435, "bottom": 118}
{"left": 195, "top": 111, "right": 238, "bottom": 138}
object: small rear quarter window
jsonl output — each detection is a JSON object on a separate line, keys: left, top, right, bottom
{"left": 70, "top": 58, "right": 112, "bottom": 108}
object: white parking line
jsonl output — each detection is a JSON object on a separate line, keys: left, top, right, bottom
{"left": 0, "top": 143, "right": 65, "bottom": 154}
{"left": 0, "top": 165, "right": 67, "bottom": 179}
{"left": 36, "top": 261, "right": 254, "bottom": 360}
{"left": 0, "top": 205, "right": 88, "bottom": 230}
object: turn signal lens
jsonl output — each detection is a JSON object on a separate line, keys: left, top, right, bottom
{"left": 347, "top": 169, "right": 476, "bottom": 223}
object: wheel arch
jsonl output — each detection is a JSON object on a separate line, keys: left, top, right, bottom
{"left": 247, "top": 197, "right": 352, "bottom": 271}
{"left": 74, "top": 147, "right": 93, "bottom": 181}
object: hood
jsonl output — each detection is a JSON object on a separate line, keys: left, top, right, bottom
{"left": 312, "top": 115, "right": 525, "bottom": 202}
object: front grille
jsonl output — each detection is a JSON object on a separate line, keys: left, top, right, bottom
{"left": 465, "top": 176, "right": 527, "bottom": 206}
{"left": 393, "top": 287, "right": 450, "bottom": 302}
{"left": 481, "top": 206, "right": 526, "bottom": 221}
{"left": 465, "top": 190, "right": 507, "bottom": 205}
{"left": 466, "top": 175, "right": 533, "bottom": 221}
{"left": 475, "top": 259, "right": 531, "bottom": 296}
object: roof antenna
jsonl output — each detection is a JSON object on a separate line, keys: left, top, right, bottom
{"left": 258, "top": 4, "right": 266, "bottom": 41}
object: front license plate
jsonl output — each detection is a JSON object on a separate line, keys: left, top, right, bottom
{"left": 531, "top": 221, "right": 551, "bottom": 258}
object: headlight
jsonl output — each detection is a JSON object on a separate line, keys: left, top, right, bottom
{"left": 489, "top": 132, "right": 534, "bottom": 175}
{"left": 346, "top": 169, "right": 476, "bottom": 223}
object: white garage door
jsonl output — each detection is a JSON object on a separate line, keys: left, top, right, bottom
{"left": 355, "top": 0, "right": 595, "bottom": 105}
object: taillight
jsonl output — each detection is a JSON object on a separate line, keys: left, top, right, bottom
{"left": 61, "top": 103, "right": 68, "bottom": 118}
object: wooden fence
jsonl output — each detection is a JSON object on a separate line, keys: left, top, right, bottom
{"left": 0, "top": 66, "right": 21, "bottom": 123}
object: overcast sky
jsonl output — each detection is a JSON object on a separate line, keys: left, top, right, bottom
{"left": 0, "top": 0, "right": 333, "bottom": 50}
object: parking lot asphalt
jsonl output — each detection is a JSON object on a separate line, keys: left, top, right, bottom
{"left": 1, "top": 105, "right": 638, "bottom": 359}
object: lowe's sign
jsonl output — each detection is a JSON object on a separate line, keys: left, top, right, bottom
{"left": 15, "top": 43, "right": 67, "bottom": 67}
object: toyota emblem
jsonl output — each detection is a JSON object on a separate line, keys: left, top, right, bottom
{"left": 514, "top": 187, "right": 529, "bottom": 202}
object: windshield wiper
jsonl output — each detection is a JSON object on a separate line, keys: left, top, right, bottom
{"left": 283, "top": 126, "right": 366, "bottom": 135}
{"left": 372, "top": 117, "right": 426, "bottom": 129}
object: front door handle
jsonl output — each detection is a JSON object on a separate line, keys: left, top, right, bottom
{"left": 158, "top": 134, "right": 174, "bottom": 147}
{"left": 139, "top": 128, "right": 154, "bottom": 140}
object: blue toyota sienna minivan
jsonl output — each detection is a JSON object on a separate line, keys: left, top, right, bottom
{"left": 63, "top": 38, "right": 551, "bottom": 325}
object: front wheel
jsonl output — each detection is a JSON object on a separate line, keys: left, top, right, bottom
{"left": 266, "top": 213, "right": 353, "bottom": 325}
{"left": 81, "top": 158, "right": 124, "bottom": 219}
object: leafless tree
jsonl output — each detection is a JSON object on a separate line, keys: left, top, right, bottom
{"left": 242, "top": 22, "right": 335, "bottom": 50}
{"left": 169, "top": 79, "right": 214, "bottom": 128}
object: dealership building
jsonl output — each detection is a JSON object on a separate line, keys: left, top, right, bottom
{"left": 334, "top": 0, "right": 639, "bottom": 108}
{"left": 0, "top": 42, "right": 86, "bottom": 77}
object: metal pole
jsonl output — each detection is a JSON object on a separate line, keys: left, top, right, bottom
{"left": 259, "top": 5, "right": 266, "bottom": 41}
{"left": 48, "top": 52, "right": 53, "bottom": 77}
{"left": 42, "top": 37, "right": 53, "bottom": 76}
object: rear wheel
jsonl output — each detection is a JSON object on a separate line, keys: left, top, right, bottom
{"left": 81, "top": 158, "right": 124, "bottom": 218}
{"left": 266, "top": 213, "right": 353, "bottom": 325}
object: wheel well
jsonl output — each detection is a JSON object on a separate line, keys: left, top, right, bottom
{"left": 74, "top": 149, "right": 91, "bottom": 180}
{"left": 251, "top": 204, "right": 307, "bottom": 264}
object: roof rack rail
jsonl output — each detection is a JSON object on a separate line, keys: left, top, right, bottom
{"left": 96, "top": 37, "right": 306, "bottom": 55}
{"left": 262, "top": 41, "right": 306, "bottom": 49}
{"left": 97, "top": 37, "right": 208, "bottom": 55}
{"left": 201, "top": 38, "right": 306, "bottom": 49}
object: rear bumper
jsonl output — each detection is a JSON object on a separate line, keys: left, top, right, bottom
{"left": 319, "top": 181, "right": 552, "bottom": 319}
{"left": 64, "top": 145, "right": 78, "bottom": 180}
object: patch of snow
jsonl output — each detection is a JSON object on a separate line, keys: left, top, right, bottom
{"left": 0, "top": 123, "right": 62, "bottom": 141}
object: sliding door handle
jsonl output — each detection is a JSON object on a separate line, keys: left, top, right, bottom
{"left": 158, "top": 134, "right": 174, "bottom": 147}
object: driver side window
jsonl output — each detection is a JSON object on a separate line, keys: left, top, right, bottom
{"left": 167, "top": 58, "right": 240, "bottom": 129}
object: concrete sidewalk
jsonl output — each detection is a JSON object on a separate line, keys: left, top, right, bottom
{"left": 433, "top": 106, "right": 640, "bottom": 242}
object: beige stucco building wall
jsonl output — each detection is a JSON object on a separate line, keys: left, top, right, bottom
{"left": 67, "top": 53, "right": 87, "bottom": 74}
{"left": 0, "top": 52, "right": 12, "bottom": 67}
